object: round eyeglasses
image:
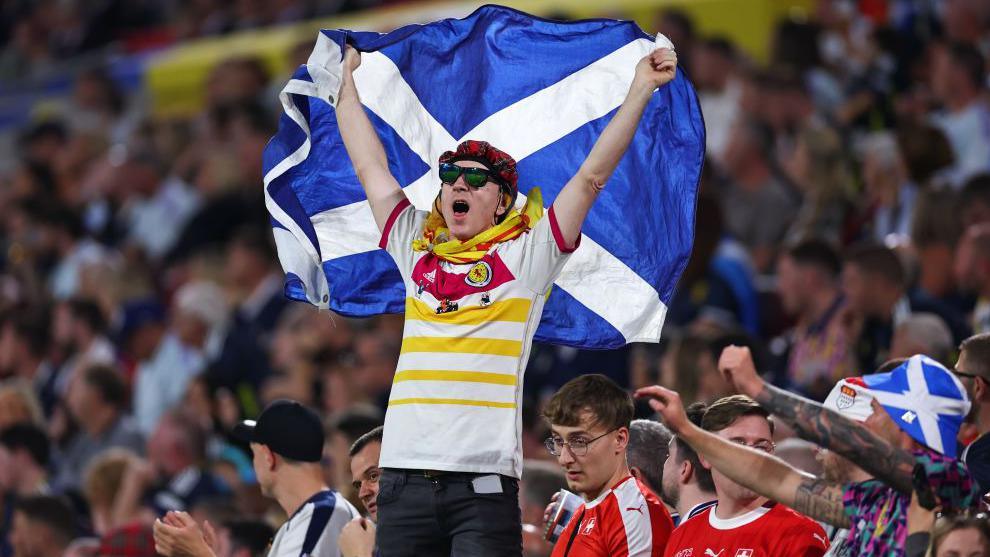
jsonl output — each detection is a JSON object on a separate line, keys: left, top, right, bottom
{"left": 544, "top": 428, "right": 618, "bottom": 457}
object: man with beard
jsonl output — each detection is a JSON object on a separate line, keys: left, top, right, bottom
{"left": 659, "top": 403, "right": 716, "bottom": 526}
{"left": 153, "top": 400, "right": 358, "bottom": 557}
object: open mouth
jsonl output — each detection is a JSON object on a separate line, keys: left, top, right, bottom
{"left": 452, "top": 200, "right": 470, "bottom": 216}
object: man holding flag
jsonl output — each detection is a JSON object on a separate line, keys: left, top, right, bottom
{"left": 333, "top": 33, "right": 677, "bottom": 557}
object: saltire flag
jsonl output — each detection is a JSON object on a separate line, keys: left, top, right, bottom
{"left": 263, "top": 4, "right": 704, "bottom": 349}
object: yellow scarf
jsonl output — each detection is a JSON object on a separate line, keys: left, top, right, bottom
{"left": 412, "top": 188, "right": 544, "bottom": 264}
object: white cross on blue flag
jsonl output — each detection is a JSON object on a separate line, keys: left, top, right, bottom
{"left": 263, "top": 5, "right": 705, "bottom": 349}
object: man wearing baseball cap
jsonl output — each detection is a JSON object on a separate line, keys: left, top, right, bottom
{"left": 640, "top": 349, "right": 979, "bottom": 556}
{"left": 153, "top": 399, "right": 358, "bottom": 557}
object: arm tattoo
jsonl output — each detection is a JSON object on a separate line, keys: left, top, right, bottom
{"left": 793, "top": 477, "right": 850, "bottom": 528}
{"left": 755, "top": 383, "right": 914, "bottom": 494}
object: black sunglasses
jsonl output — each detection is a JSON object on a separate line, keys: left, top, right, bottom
{"left": 438, "top": 162, "right": 501, "bottom": 188}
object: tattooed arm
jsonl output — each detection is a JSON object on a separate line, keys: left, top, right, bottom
{"left": 635, "top": 385, "right": 852, "bottom": 527}
{"left": 718, "top": 347, "right": 915, "bottom": 494}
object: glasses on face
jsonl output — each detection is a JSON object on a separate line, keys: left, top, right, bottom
{"left": 954, "top": 369, "right": 986, "bottom": 384}
{"left": 439, "top": 162, "right": 499, "bottom": 188}
{"left": 730, "top": 439, "right": 775, "bottom": 454}
{"left": 545, "top": 428, "right": 618, "bottom": 457}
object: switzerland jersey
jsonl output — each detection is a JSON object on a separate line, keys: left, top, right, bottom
{"left": 379, "top": 199, "right": 576, "bottom": 478}
{"left": 551, "top": 476, "right": 674, "bottom": 557}
{"left": 663, "top": 502, "right": 829, "bottom": 557}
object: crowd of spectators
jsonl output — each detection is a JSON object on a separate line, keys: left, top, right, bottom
{"left": 1, "top": 0, "right": 990, "bottom": 556}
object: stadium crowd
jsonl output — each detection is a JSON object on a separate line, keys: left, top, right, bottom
{"left": 1, "top": 0, "right": 990, "bottom": 556}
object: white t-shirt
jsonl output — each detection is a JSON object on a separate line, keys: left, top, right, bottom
{"left": 268, "top": 490, "right": 358, "bottom": 557}
{"left": 378, "top": 198, "right": 576, "bottom": 478}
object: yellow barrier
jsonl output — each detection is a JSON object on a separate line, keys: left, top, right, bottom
{"left": 146, "top": 0, "right": 814, "bottom": 118}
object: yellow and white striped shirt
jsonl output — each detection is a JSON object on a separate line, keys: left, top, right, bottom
{"left": 378, "top": 198, "right": 576, "bottom": 478}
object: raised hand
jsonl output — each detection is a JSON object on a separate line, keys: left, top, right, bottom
{"left": 344, "top": 45, "right": 361, "bottom": 73}
{"left": 717, "top": 345, "right": 765, "bottom": 398}
{"left": 633, "top": 48, "right": 677, "bottom": 90}
{"left": 633, "top": 385, "right": 689, "bottom": 434}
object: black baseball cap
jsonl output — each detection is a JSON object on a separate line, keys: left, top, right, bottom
{"left": 233, "top": 400, "right": 325, "bottom": 463}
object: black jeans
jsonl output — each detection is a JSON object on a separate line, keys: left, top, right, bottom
{"left": 375, "top": 468, "right": 522, "bottom": 557}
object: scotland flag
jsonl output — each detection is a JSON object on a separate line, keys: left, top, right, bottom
{"left": 864, "top": 355, "right": 971, "bottom": 458}
{"left": 263, "top": 4, "right": 704, "bottom": 349}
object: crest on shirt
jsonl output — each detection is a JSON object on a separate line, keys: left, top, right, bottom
{"left": 836, "top": 385, "right": 857, "bottom": 410}
{"left": 465, "top": 261, "right": 493, "bottom": 288}
{"left": 734, "top": 551, "right": 753, "bottom": 557}
{"left": 581, "top": 517, "right": 596, "bottom": 535}
{"left": 674, "top": 551, "right": 693, "bottom": 557}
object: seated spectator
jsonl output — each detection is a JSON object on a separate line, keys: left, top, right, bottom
{"left": 0, "top": 310, "right": 50, "bottom": 385}
{"left": 930, "top": 41, "right": 990, "bottom": 187}
{"left": 543, "top": 374, "right": 673, "bottom": 556}
{"left": 655, "top": 394, "right": 828, "bottom": 556}
{"left": 134, "top": 280, "right": 228, "bottom": 435}
{"left": 134, "top": 409, "right": 228, "bottom": 515}
{"left": 719, "top": 119, "right": 799, "bottom": 272}
{"left": 912, "top": 188, "right": 964, "bottom": 307}
{"left": 659, "top": 402, "right": 716, "bottom": 526}
{"left": 82, "top": 449, "right": 137, "bottom": 535}
{"left": 626, "top": 419, "right": 671, "bottom": 503}
{"left": 0, "top": 423, "right": 50, "bottom": 496}
{"left": 340, "top": 426, "right": 384, "bottom": 557}
{"left": 54, "top": 365, "right": 143, "bottom": 492}
{"left": 210, "top": 227, "right": 289, "bottom": 395}
{"left": 776, "top": 238, "right": 855, "bottom": 400}
{"left": 859, "top": 131, "right": 917, "bottom": 244}
{"left": 890, "top": 313, "right": 954, "bottom": 364}
{"left": 931, "top": 515, "right": 990, "bottom": 557}
{"left": 9, "top": 495, "right": 77, "bottom": 557}
{"left": 843, "top": 244, "right": 969, "bottom": 372}
{"left": 955, "top": 224, "right": 990, "bottom": 335}
{"left": 518, "top": 460, "right": 565, "bottom": 557}
{"left": 0, "top": 380, "right": 44, "bottom": 431}
{"left": 324, "top": 405, "right": 383, "bottom": 496}
{"left": 667, "top": 193, "right": 759, "bottom": 335}
{"left": 49, "top": 298, "right": 116, "bottom": 398}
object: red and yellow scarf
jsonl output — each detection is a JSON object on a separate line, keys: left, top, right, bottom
{"left": 411, "top": 188, "right": 544, "bottom": 264}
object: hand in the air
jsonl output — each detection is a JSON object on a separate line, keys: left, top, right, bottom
{"left": 633, "top": 385, "right": 690, "bottom": 434}
{"left": 634, "top": 48, "right": 677, "bottom": 90}
{"left": 344, "top": 45, "right": 361, "bottom": 73}
{"left": 717, "top": 345, "right": 765, "bottom": 398}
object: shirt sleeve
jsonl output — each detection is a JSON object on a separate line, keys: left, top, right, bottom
{"left": 915, "top": 450, "right": 981, "bottom": 512}
{"left": 379, "top": 198, "right": 428, "bottom": 279}
{"left": 504, "top": 206, "right": 579, "bottom": 295}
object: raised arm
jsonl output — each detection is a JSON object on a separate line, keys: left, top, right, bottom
{"left": 635, "top": 386, "right": 851, "bottom": 528}
{"left": 551, "top": 48, "right": 677, "bottom": 248}
{"left": 718, "top": 347, "right": 915, "bottom": 494}
{"left": 335, "top": 47, "right": 407, "bottom": 232}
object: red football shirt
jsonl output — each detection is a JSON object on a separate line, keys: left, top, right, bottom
{"left": 551, "top": 476, "right": 674, "bottom": 557}
{"left": 662, "top": 502, "right": 829, "bottom": 557}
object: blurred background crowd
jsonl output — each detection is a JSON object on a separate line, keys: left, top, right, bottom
{"left": 0, "top": 0, "right": 989, "bottom": 556}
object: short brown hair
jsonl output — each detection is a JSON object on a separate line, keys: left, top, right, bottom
{"left": 83, "top": 449, "right": 135, "bottom": 509}
{"left": 543, "top": 374, "right": 633, "bottom": 430}
{"left": 844, "top": 244, "right": 905, "bottom": 287}
{"left": 701, "top": 395, "right": 774, "bottom": 436}
{"left": 960, "top": 333, "right": 990, "bottom": 380}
